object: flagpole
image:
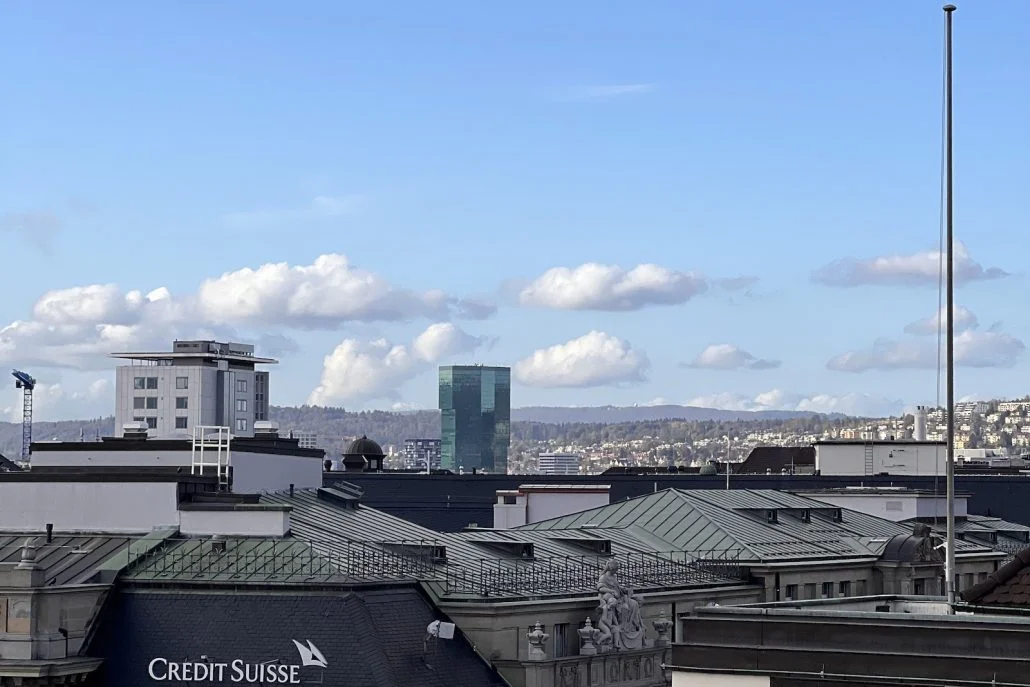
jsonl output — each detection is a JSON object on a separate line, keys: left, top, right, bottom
{"left": 943, "top": 2, "right": 957, "bottom": 607}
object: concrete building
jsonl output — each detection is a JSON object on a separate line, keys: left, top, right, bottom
{"left": 112, "top": 339, "right": 275, "bottom": 438}
{"left": 813, "top": 440, "right": 947, "bottom": 476}
{"left": 439, "top": 365, "right": 510, "bottom": 473}
{"left": 493, "top": 484, "right": 610, "bottom": 528}
{"left": 669, "top": 594, "right": 1030, "bottom": 686}
{"left": 538, "top": 452, "right": 581, "bottom": 476}
{"left": 404, "top": 438, "right": 442, "bottom": 470}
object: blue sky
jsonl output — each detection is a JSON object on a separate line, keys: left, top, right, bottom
{"left": 1, "top": 1, "right": 1027, "bottom": 420}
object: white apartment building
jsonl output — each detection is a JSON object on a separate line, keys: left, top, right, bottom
{"left": 537, "top": 452, "right": 581, "bottom": 476}
{"left": 112, "top": 340, "right": 275, "bottom": 438}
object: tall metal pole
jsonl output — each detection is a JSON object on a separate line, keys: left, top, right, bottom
{"left": 943, "top": 2, "right": 957, "bottom": 607}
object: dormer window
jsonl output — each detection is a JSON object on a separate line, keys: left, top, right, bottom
{"left": 766, "top": 509, "right": 779, "bottom": 524}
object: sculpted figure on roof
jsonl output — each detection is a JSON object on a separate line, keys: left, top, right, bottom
{"left": 595, "top": 559, "right": 644, "bottom": 651}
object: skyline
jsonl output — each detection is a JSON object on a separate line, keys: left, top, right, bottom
{"left": 2, "top": 1, "right": 1028, "bottom": 422}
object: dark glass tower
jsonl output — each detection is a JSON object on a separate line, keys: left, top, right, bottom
{"left": 439, "top": 365, "right": 510, "bottom": 473}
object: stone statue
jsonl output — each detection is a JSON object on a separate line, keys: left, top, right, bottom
{"left": 652, "top": 610, "right": 673, "bottom": 648}
{"left": 912, "top": 523, "right": 945, "bottom": 564}
{"left": 594, "top": 559, "right": 645, "bottom": 651}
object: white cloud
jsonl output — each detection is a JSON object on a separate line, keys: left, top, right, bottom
{"left": 519, "top": 263, "right": 707, "bottom": 311}
{"left": 307, "top": 323, "right": 484, "bottom": 407}
{"left": 686, "top": 343, "right": 780, "bottom": 371}
{"left": 827, "top": 329, "right": 1026, "bottom": 372}
{"left": 196, "top": 254, "right": 447, "bottom": 327}
{"left": 514, "top": 331, "right": 649, "bottom": 388}
{"left": 3, "top": 378, "right": 110, "bottom": 423}
{"left": 812, "top": 242, "right": 1007, "bottom": 287}
{"left": 0, "top": 254, "right": 482, "bottom": 370}
{"left": 714, "top": 276, "right": 759, "bottom": 292}
{"left": 224, "top": 195, "right": 361, "bottom": 228}
{"left": 687, "top": 389, "right": 903, "bottom": 418}
{"left": 567, "top": 84, "right": 656, "bottom": 100}
{"left": 904, "top": 305, "right": 979, "bottom": 336}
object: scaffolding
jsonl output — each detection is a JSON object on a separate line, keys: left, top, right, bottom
{"left": 191, "top": 426, "right": 231, "bottom": 490}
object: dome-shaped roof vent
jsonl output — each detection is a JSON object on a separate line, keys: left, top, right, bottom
{"left": 342, "top": 435, "right": 385, "bottom": 472}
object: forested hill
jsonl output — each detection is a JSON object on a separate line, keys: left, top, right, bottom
{"left": 0, "top": 404, "right": 846, "bottom": 460}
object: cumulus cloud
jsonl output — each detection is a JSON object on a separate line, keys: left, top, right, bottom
{"left": 827, "top": 329, "right": 1026, "bottom": 372}
{"left": 0, "top": 254, "right": 487, "bottom": 370}
{"left": 3, "top": 378, "right": 110, "bottom": 423}
{"left": 687, "top": 389, "right": 903, "bottom": 418}
{"left": 196, "top": 254, "right": 447, "bottom": 327}
{"left": 904, "top": 305, "right": 978, "bottom": 336}
{"left": 307, "top": 323, "right": 484, "bottom": 407}
{"left": 685, "top": 344, "right": 780, "bottom": 371}
{"left": 224, "top": 195, "right": 361, "bottom": 228}
{"left": 519, "top": 263, "right": 707, "bottom": 311}
{"left": 514, "top": 331, "right": 649, "bottom": 388}
{"left": 812, "top": 242, "right": 1007, "bottom": 287}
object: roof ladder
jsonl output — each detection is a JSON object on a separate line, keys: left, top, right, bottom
{"left": 863, "top": 442, "right": 874, "bottom": 476}
{"left": 192, "top": 425, "right": 232, "bottom": 491}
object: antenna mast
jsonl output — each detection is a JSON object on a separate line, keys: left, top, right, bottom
{"left": 943, "top": 2, "right": 957, "bottom": 608}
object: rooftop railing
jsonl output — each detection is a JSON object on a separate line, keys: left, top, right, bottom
{"left": 121, "top": 535, "right": 745, "bottom": 595}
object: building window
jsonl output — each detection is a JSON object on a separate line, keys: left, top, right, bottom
{"left": 145, "top": 377, "right": 158, "bottom": 389}
{"left": 552, "top": 623, "right": 570, "bottom": 659}
{"left": 132, "top": 416, "right": 145, "bottom": 423}
{"left": 236, "top": 399, "right": 248, "bottom": 412}
{"left": 236, "top": 418, "right": 248, "bottom": 432}
{"left": 978, "top": 572, "right": 989, "bottom": 583}
{"left": 839, "top": 581, "right": 851, "bottom": 597}
{"left": 145, "top": 397, "right": 158, "bottom": 410}
{"left": 175, "top": 396, "right": 188, "bottom": 409}
{"left": 134, "top": 377, "right": 146, "bottom": 390}
{"left": 784, "top": 584, "right": 798, "bottom": 601}
{"left": 821, "top": 582, "right": 834, "bottom": 599}
{"left": 804, "top": 583, "right": 817, "bottom": 600}
{"left": 145, "top": 417, "right": 157, "bottom": 429}
{"left": 175, "top": 417, "right": 188, "bottom": 430}
{"left": 133, "top": 397, "right": 146, "bottom": 409}
{"left": 913, "top": 578, "right": 926, "bottom": 595}
{"left": 236, "top": 379, "right": 248, "bottom": 393}
{"left": 176, "top": 376, "right": 188, "bottom": 389}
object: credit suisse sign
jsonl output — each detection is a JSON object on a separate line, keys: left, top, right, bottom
{"left": 147, "top": 640, "right": 328, "bottom": 684}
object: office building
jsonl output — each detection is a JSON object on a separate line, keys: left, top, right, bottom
{"left": 439, "top": 365, "right": 510, "bottom": 473}
{"left": 404, "top": 438, "right": 442, "bottom": 470}
{"left": 112, "top": 340, "right": 275, "bottom": 438}
{"left": 538, "top": 452, "right": 581, "bottom": 475}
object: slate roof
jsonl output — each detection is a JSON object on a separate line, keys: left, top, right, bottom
{"left": 962, "top": 547, "right": 1030, "bottom": 608}
{"left": 516, "top": 488, "right": 997, "bottom": 564}
{"left": 737, "top": 446, "right": 815, "bottom": 474}
{"left": 0, "top": 533, "right": 138, "bottom": 585}
{"left": 87, "top": 588, "right": 506, "bottom": 687}
{"left": 122, "top": 487, "right": 743, "bottom": 598}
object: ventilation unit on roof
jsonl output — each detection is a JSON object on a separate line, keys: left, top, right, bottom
{"left": 469, "top": 539, "right": 536, "bottom": 560}
{"left": 550, "top": 537, "right": 612, "bottom": 556}
{"left": 766, "top": 509, "right": 779, "bottom": 524}
{"left": 832, "top": 508, "right": 844, "bottom": 523}
{"left": 800, "top": 509, "right": 811, "bottom": 523}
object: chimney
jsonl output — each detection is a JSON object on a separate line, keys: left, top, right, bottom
{"left": 46, "top": 523, "right": 53, "bottom": 543}
{"left": 122, "top": 421, "right": 149, "bottom": 439}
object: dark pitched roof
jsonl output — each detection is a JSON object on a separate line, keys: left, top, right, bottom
{"left": 738, "top": 446, "right": 814, "bottom": 474}
{"left": 87, "top": 587, "right": 505, "bottom": 687}
{"left": 962, "top": 546, "right": 1030, "bottom": 606}
{"left": 0, "top": 453, "right": 20, "bottom": 472}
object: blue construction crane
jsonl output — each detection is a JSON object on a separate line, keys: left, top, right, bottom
{"left": 11, "top": 370, "right": 35, "bottom": 461}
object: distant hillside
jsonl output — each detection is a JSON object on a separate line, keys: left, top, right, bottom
{"left": 511, "top": 405, "right": 838, "bottom": 424}
{"left": 0, "top": 403, "right": 846, "bottom": 461}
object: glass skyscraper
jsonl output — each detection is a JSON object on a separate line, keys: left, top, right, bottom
{"left": 439, "top": 365, "right": 510, "bottom": 473}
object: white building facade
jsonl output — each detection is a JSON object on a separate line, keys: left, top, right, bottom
{"left": 538, "top": 452, "right": 581, "bottom": 475}
{"left": 113, "top": 340, "right": 275, "bottom": 438}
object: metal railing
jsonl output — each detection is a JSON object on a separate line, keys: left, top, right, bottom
{"left": 443, "top": 549, "right": 744, "bottom": 597}
{"left": 120, "top": 535, "right": 744, "bottom": 595}
{"left": 125, "top": 536, "right": 444, "bottom": 583}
